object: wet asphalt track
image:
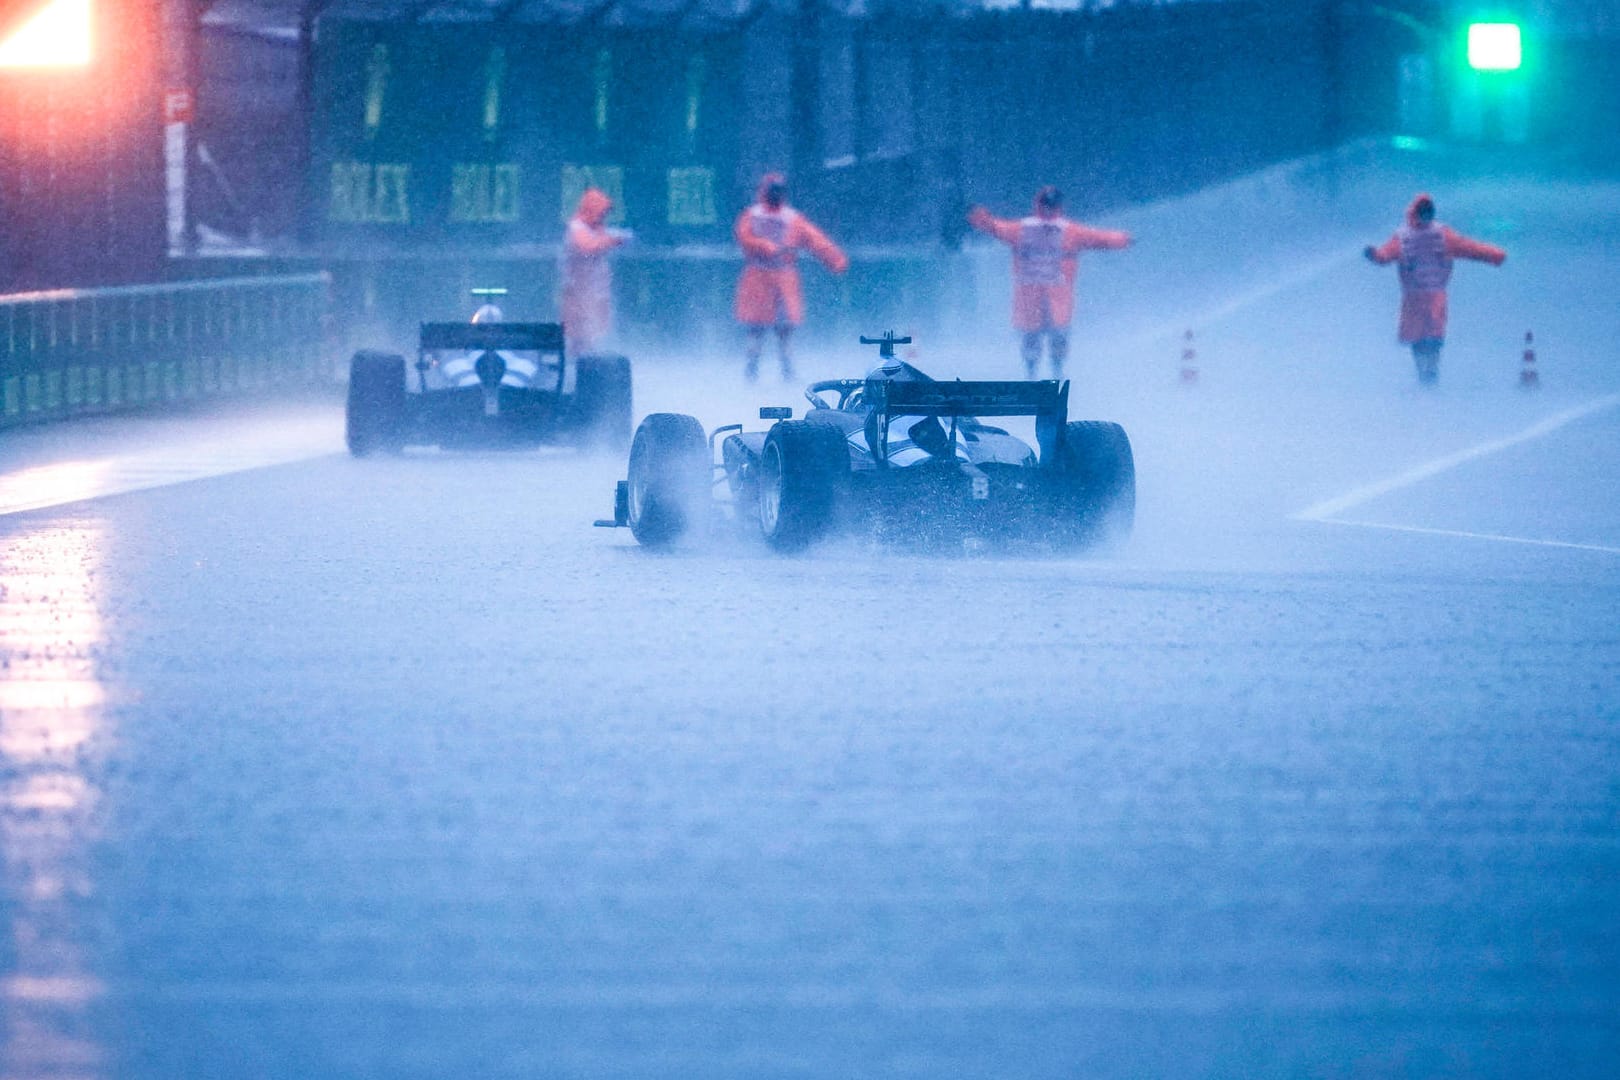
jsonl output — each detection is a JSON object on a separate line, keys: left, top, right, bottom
{"left": 1, "top": 150, "right": 1617, "bottom": 1078}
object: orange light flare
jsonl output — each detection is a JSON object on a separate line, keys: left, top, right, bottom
{"left": 0, "top": 0, "right": 94, "bottom": 70}
{"left": 0, "top": 0, "right": 157, "bottom": 161}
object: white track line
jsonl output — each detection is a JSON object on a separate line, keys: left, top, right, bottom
{"left": 1119, "top": 249, "right": 1355, "bottom": 351}
{"left": 1311, "top": 518, "right": 1620, "bottom": 556}
{"left": 1294, "top": 394, "right": 1620, "bottom": 522}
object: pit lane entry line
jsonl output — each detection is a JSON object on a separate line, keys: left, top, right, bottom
{"left": 1293, "top": 393, "right": 1620, "bottom": 530}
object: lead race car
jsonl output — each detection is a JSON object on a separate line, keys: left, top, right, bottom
{"left": 595, "top": 332, "right": 1134, "bottom": 552}
{"left": 345, "top": 290, "right": 632, "bottom": 455}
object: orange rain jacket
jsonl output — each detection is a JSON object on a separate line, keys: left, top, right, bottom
{"left": 733, "top": 175, "right": 848, "bottom": 328}
{"left": 560, "top": 188, "right": 626, "bottom": 352}
{"left": 1366, "top": 194, "right": 1506, "bottom": 343}
{"left": 969, "top": 200, "right": 1130, "bottom": 333}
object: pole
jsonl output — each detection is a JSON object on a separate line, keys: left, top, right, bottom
{"left": 161, "top": 0, "right": 199, "bottom": 257}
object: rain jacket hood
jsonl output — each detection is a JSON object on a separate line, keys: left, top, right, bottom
{"left": 576, "top": 188, "right": 612, "bottom": 227}
{"left": 757, "top": 172, "right": 788, "bottom": 208}
{"left": 1406, "top": 193, "right": 1436, "bottom": 228}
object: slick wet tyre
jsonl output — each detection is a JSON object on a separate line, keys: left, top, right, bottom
{"left": 1051, "top": 420, "right": 1135, "bottom": 548}
{"left": 758, "top": 420, "right": 848, "bottom": 552}
{"left": 345, "top": 351, "right": 406, "bottom": 457}
{"left": 626, "top": 413, "right": 709, "bottom": 547}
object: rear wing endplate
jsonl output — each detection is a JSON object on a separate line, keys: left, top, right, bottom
{"left": 419, "top": 322, "right": 565, "bottom": 353}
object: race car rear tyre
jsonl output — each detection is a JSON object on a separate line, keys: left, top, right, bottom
{"left": 574, "top": 354, "right": 633, "bottom": 451}
{"left": 627, "top": 413, "right": 709, "bottom": 547}
{"left": 758, "top": 420, "right": 848, "bottom": 553}
{"left": 1051, "top": 420, "right": 1136, "bottom": 548}
{"left": 346, "top": 350, "right": 406, "bottom": 457}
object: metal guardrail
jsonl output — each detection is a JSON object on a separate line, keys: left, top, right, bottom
{"left": 0, "top": 274, "right": 331, "bottom": 428}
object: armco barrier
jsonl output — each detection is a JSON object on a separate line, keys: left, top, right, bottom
{"left": 0, "top": 274, "right": 331, "bottom": 428}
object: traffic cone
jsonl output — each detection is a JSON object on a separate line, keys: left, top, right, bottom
{"left": 1179, "top": 329, "right": 1198, "bottom": 385}
{"left": 1519, "top": 331, "right": 1539, "bottom": 390}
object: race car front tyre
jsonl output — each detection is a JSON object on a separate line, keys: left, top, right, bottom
{"left": 574, "top": 354, "right": 633, "bottom": 451}
{"left": 345, "top": 351, "right": 406, "bottom": 457}
{"left": 758, "top": 420, "right": 848, "bottom": 553}
{"left": 626, "top": 413, "right": 709, "bottom": 547}
{"left": 1050, "top": 420, "right": 1136, "bottom": 548}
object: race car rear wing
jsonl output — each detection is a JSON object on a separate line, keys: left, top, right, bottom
{"left": 863, "top": 378, "right": 1070, "bottom": 465}
{"left": 863, "top": 378, "right": 1069, "bottom": 420}
{"left": 419, "top": 322, "right": 565, "bottom": 354}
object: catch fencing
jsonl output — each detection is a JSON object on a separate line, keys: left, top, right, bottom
{"left": 0, "top": 274, "right": 331, "bottom": 429}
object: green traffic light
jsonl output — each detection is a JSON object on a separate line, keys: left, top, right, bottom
{"left": 1468, "top": 22, "right": 1522, "bottom": 71}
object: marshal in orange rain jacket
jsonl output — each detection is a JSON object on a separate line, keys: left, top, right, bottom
{"left": 969, "top": 198, "right": 1131, "bottom": 333}
{"left": 1366, "top": 193, "right": 1506, "bottom": 343}
{"left": 733, "top": 175, "right": 848, "bottom": 328}
{"left": 560, "top": 187, "right": 627, "bottom": 353}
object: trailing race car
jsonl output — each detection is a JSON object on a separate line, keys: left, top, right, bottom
{"left": 345, "top": 304, "right": 631, "bottom": 455}
{"left": 595, "top": 332, "right": 1134, "bottom": 552}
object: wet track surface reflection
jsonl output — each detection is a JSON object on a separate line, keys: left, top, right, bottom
{"left": 0, "top": 524, "right": 110, "bottom": 1079}
{"left": 0, "top": 425, "right": 1611, "bottom": 1079}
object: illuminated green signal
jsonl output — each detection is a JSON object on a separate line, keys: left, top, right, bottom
{"left": 1468, "top": 22, "right": 1522, "bottom": 71}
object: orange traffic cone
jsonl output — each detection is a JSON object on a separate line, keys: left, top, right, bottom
{"left": 1519, "top": 331, "right": 1539, "bottom": 390}
{"left": 1179, "top": 329, "right": 1198, "bottom": 385}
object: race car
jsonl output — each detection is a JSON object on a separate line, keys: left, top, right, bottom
{"left": 595, "top": 332, "right": 1134, "bottom": 552}
{"left": 345, "top": 298, "right": 631, "bottom": 455}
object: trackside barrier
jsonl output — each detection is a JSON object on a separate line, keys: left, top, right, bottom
{"left": 0, "top": 274, "right": 331, "bottom": 429}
